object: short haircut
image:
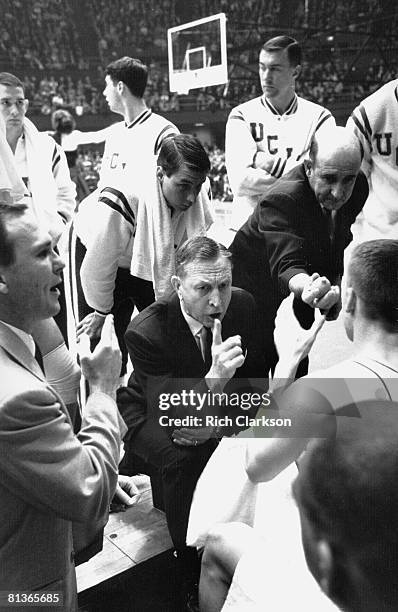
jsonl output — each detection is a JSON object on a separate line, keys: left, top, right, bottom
{"left": 293, "top": 401, "right": 398, "bottom": 609}
{"left": 157, "top": 134, "right": 210, "bottom": 177}
{"left": 0, "top": 72, "right": 24, "bottom": 91}
{"left": 51, "top": 109, "right": 76, "bottom": 134}
{"left": 0, "top": 202, "right": 28, "bottom": 266}
{"left": 105, "top": 56, "right": 148, "bottom": 98}
{"left": 261, "top": 35, "right": 301, "bottom": 66}
{"left": 349, "top": 239, "right": 398, "bottom": 331}
{"left": 175, "top": 236, "right": 232, "bottom": 278}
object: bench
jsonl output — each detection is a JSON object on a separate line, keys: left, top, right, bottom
{"left": 76, "top": 475, "right": 172, "bottom": 593}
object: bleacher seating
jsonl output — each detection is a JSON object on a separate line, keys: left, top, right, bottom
{"left": 0, "top": 0, "right": 395, "bottom": 118}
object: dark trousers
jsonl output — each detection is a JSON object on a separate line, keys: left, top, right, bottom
{"left": 112, "top": 269, "right": 155, "bottom": 373}
{"left": 125, "top": 419, "right": 217, "bottom": 551}
{"left": 68, "top": 225, "right": 155, "bottom": 374}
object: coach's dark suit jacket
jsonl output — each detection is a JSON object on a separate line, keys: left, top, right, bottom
{"left": 118, "top": 287, "right": 264, "bottom": 438}
{"left": 117, "top": 288, "right": 264, "bottom": 550}
{"left": 231, "top": 163, "right": 369, "bottom": 333}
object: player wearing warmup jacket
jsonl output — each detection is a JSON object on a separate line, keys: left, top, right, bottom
{"left": 0, "top": 72, "right": 76, "bottom": 345}
{"left": 346, "top": 79, "right": 398, "bottom": 241}
{"left": 0, "top": 72, "right": 76, "bottom": 241}
{"left": 99, "top": 109, "right": 178, "bottom": 186}
{"left": 75, "top": 135, "right": 213, "bottom": 374}
{"left": 226, "top": 36, "right": 335, "bottom": 230}
{"left": 98, "top": 56, "right": 178, "bottom": 188}
{"left": 70, "top": 57, "right": 179, "bottom": 365}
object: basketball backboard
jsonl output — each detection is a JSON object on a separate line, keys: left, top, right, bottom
{"left": 167, "top": 13, "right": 227, "bottom": 94}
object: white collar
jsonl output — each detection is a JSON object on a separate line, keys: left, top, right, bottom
{"left": 321, "top": 206, "right": 336, "bottom": 217}
{"left": 179, "top": 301, "right": 204, "bottom": 338}
{"left": 261, "top": 93, "right": 298, "bottom": 116}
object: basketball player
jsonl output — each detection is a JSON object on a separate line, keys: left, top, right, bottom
{"left": 346, "top": 78, "right": 398, "bottom": 241}
{"left": 75, "top": 134, "right": 212, "bottom": 375}
{"left": 99, "top": 56, "right": 179, "bottom": 186}
{"left": 225, "top": 36, "right": 336, "bottom": 229}
{"left": 70, "top": 57, "right": 179, "bottom": 361}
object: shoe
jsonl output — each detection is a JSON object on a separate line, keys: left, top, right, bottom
{"left": 174, "top": 548, "right": 200, "bottom": 611}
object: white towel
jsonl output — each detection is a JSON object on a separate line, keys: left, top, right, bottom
{"left": 131, "top": 164, "right": 214, "bottom": 299}
{"left": 22, "top": 117, "right": 64, "bottom": 239}
{"left": 0, "top": 114, "right": 25, "bottom": 201}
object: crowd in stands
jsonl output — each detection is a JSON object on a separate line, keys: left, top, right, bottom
{"left": 0, "top": 0, "right": 396, "bottom": 117}
{"left": 20, "top": 74, "right": 108, "bottom": 116}
{"left": 4, "top": 0, "right": 392, "bottom": 75}
{"left": 145, "top": 64, "right": 181, "bottom": 112}
{"left": 87, "top": 0, "right": 174, "bottom": 63}
{"left": 207, "top": 146, "right": 233, "bottom": 201}
{"left": 305, "top": 0, "right": 389, "bottom": 31}
{"left": 0, "top": 0, "right": 86, "bottom": 70}
{"left": 76, "top": 150, "right": 101, "bottom": 192}
{"left": 17, "top": 53, "right": 396, "bottom": 118}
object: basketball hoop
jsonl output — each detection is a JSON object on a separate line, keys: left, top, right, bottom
{"left": 167, "top": 13, "right": 227, "bottom": 95}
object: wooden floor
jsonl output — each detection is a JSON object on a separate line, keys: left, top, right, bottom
{"left": 76, "top": 475, "right": 173, "bottom": 593}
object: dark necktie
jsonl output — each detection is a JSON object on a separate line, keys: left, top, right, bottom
{"left": 201, "top": 326, "right": 213, "bottom": 372}
{"left": 323, "top": 208, "right": 335, "bottom": 245}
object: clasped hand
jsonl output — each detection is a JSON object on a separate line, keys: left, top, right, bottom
{"left": 76, "top": 311, "right": 106, "bottom": 340}
{"left": 301, "top": 272, "right": 340, "bottom": 313}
